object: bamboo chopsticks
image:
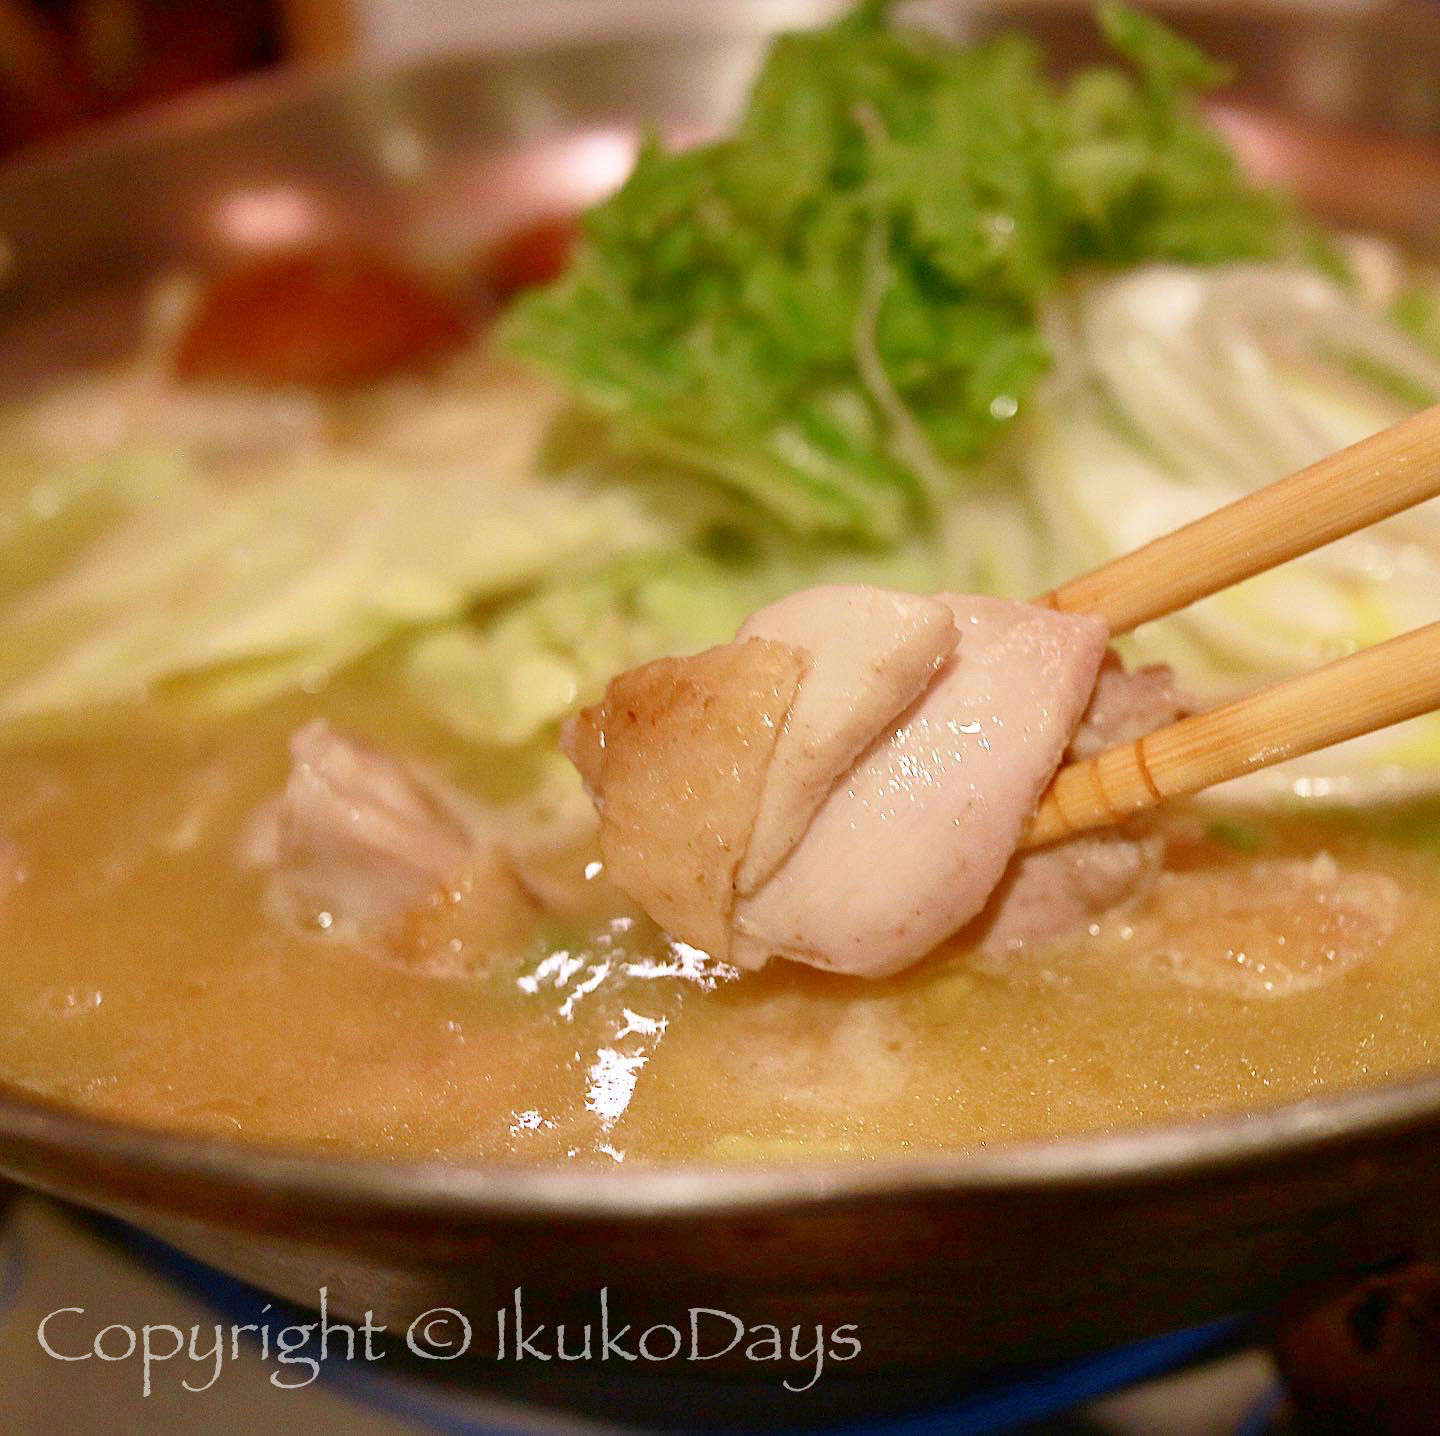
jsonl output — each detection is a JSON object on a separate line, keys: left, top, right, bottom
{"left": 1022, "top": 620, "right": 1440, "bottom": 849}
{"left": 1033, "top": 402, "right": 1440, "bottom": 636}
{"left": 1019, "top": 404, "right": 1440, "bottom": 849}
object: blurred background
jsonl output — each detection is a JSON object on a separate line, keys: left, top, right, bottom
{"left": 0, "top": 0, "right": 284, "bottom": 154}
{"left": 0, "top": 0, "right": 348, "bottom": 156}
{"left": 0, "top": 0, "right": 1430, "bottom": 158}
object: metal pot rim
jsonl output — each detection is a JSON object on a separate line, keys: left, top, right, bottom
{"left": 4, "top": 0, "right": 1440, "bottom": 1226}
{"left": 6, "top": 1067, "right": 1440, "bottom": 1221}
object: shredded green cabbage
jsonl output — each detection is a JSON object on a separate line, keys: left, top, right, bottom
{"left": 393, "top": 515, "right": 983, "bottom": 748}
{"left": 0, "top": 442, "right": 184, "bottom": 604}
{"left": 0, "top": 0, "right": 1436, "bottom": 809}
{"left": 503, "top": 1, "right": 1288, "bottom": 540}
{"left": 0, "top": 437, "right": 662, "bottom": 732}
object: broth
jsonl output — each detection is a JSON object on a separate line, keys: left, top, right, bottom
{"left": 3, "top": 683, "right": 1438, "bottom": 1164}
{"left": 6, "top": 17, "right": 1440, "bottom": 1159}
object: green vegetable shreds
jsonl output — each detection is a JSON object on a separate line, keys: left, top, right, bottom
{"left": 503, "top": 1, "right": 1286, "bottom": 541}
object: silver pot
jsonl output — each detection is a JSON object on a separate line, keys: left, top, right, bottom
{"left": 1, "top": 2, "right": 1439, "bottom": 1422}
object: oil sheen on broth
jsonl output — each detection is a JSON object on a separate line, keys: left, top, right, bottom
{"left": 3, "top": 680, "right": 1439, "bottom": 1165}
{"left": 8, "top": 4, "right": 1440, "bottom": 1166}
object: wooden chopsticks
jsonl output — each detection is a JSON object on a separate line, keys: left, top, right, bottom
{"left": 1033, "top": 402, "right": 1440, "bottom": 637}
{"left": 1023, "top": 620, "right": 1440, "bottom": 849}
{"left": 1020, "top": 404, "right": 1440, "bottom": 850}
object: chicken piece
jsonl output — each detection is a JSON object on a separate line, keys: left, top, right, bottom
{"left": 733, "top": 596, "right": 1108, "bottom": 977}
{"left": 1133, "top": 853, "right": 1406, "bottom": 998}
{"left": 561, "top": 640, "right": 806, "bottom": 962}
{"left": 392, "top": 846, "right": 542, "bottom": 978}
{"left": 971, "top": 830, "right": 1166, "bottom": 955}
{"left": 563, "top": 703, "right": 606, "bottom": 796}
{"left": 260, "top": 720, "right": 536, "bottom": 971}
{"left": 1067, "top": 657, "right": 1186, "bottom": 759}
{"left": 966, "top": 658, "right": 1187, "bottom": 954}
{"left": 271, "top": 719, "right": 475, "bottom": 931}
{"left": 734, "top": 585, "right": 958, "bottom": 892}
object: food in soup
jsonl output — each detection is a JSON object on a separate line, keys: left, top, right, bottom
{"left": 2, "top": 3, "right": 1440, "bottom": 1163}
{"left": 566, "top": 587, "right": 1124, "bottom": 976}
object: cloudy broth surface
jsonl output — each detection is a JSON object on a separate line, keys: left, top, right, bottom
{"left": 3, "top": 678, "right": 1440, "bottom": 1166}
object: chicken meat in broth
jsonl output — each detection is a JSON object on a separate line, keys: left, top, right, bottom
{"left": 3, "top": 2, "right": 1440, "bottom": 1165}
